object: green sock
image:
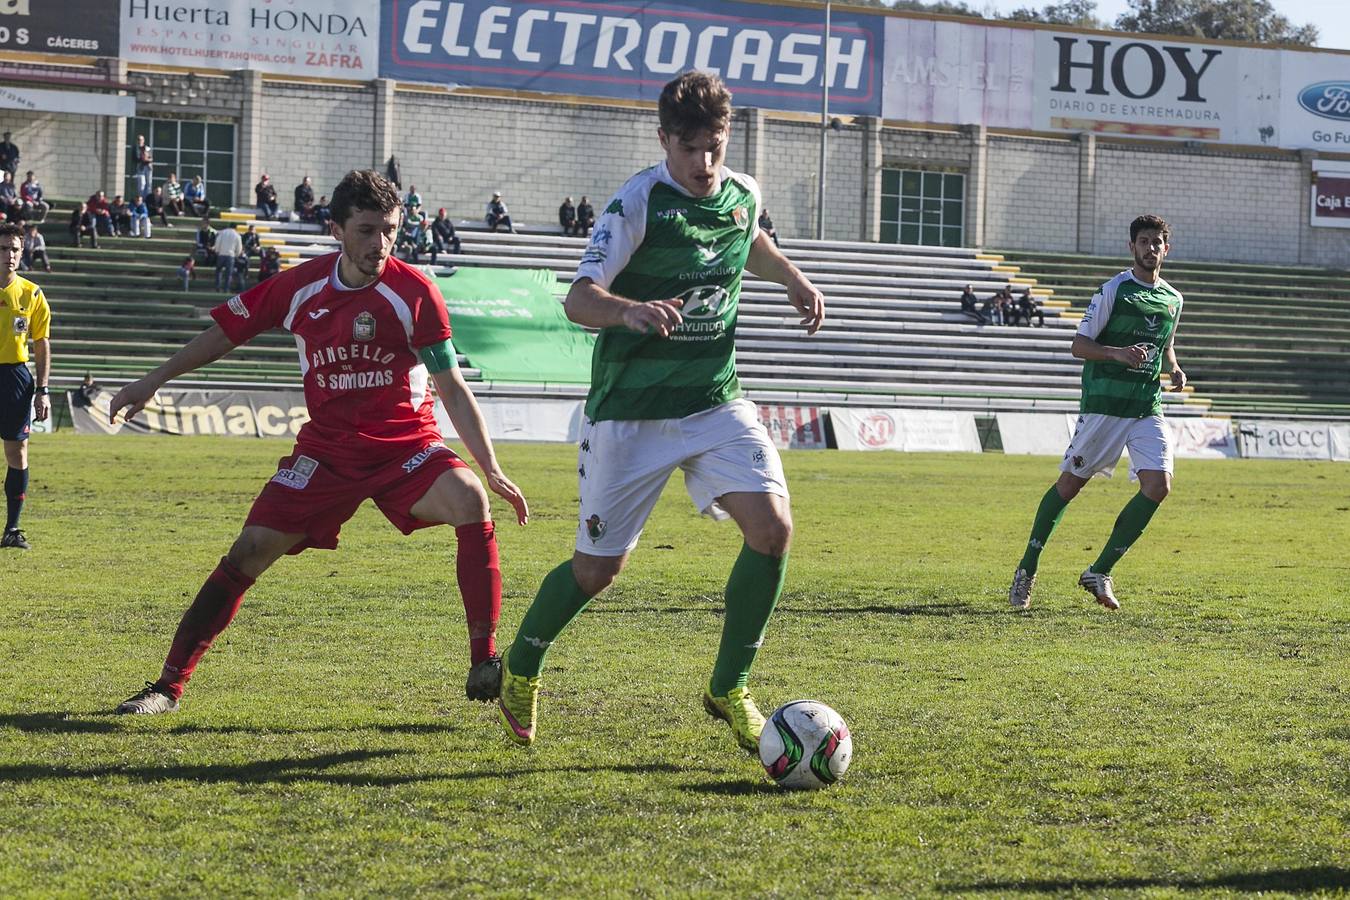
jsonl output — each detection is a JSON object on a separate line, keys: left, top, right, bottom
{"left": 1090, "top": 491, "right": 1161, "bottom": 575}
{"left": 506, "top": 561, "right": 593, "bottom": 678}
{"left": 709, "top": 545, "right": 788, "bottom": 696}
{"left": 1017, "top": 485, "right": 1071, "bottom": 575}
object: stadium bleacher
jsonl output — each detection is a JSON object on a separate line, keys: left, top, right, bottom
{"left": 29, "top": 199, "right": 1349, "bottom": 419}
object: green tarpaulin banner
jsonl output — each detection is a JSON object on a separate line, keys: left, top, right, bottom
{"left": 435, "top": 267, "right": 593, "bottom": 384}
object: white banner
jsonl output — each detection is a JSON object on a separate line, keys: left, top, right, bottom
{"left": 1237, "top": 419, "right": 1345, "bottom": 460}
{"left": 1033, "top": 31, "right": 1278, "bottom": 145}
{"left": 883, "top": 18, "right": 1033, "bottom": 128}
{"left": 1279, "top": 51, "right": 1350, "bottom": 154}
{"left": 757, "top": 404, "right": 827, "bottom": 450}
{"left": 829, "top": 407, "right": 981, "bottom": 452}
{"left": 0, "top": 85, "right": 135, "bottom": 118}
{"left": 121, "top": 0, "right": 377, "bottom": 79}
{"left": 996, "top": 412, "right": 1075, "bottom": 455}
{"left": 435, "top": 398, "right": 584, "bottom": 443}
{"left": 1167, "top": 417, "right": 1239, "bottom": 458}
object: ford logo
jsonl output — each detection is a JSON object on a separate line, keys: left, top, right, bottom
{"left": 1298, "top": 81, "right": 1350, "bottom": 121}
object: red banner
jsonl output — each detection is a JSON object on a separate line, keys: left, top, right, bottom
{"left": 757, "top": 404, "right": 826, "bottom": 450}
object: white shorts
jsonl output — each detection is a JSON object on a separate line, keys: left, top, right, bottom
{"left": 1059, "top": 413, "right": 1173, "bottom": 481}
{"left": 575, "top": 398, "right": 789, "bottom": 556}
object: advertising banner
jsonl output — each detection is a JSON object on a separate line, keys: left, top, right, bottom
{"left": 68, "top": 388, "right": 309, "bottom": 437}
{"left": 121, "top": 0, "right": 377, "bottom": 79}
{"left": 996, "top": 412, "right": 1075, "bottom": 455}
{"left": 434, "top": 268, "right": 593, "bottom": 384}
{"left": 757, "top": 404, "right": 826, "bottom": 449}
{"left": 1279, "top": 50, "right": 1350, "bottom": 153}
{"left": 1310, "top": 160, "right": 1350, "bottom": 229}
{"left": 1032, "top": 30, "right": 1279, "bottom": 145}
{"left": 1237, "top": 419, "right": 1346, "bottom": 460}
{"left": 883, "top": 18, "right": 1032, "bottom": 128}
{"left": 828, "top": 407, "right": 980, "bottom": 452}
{"left": 380, "top": 0, "right": 884, "bottom": 116}
{"left": 0, "top": 0, "right": 117, "bottom": 57}
{"left": 0, "top": 85, "right": 135, "bottom": 117}
{"left": 435, "top": 397, "right": 584, "bottom": 443}
{"left": 1167, "top": 416, "right": 1238, "bottom": 459}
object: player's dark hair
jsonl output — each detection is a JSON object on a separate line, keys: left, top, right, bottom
{"left": 659, "top": 71, "right": 732, "bottom": 139}
{"left": 330, "top": 169, "right": 401, "bottom": 226}
{"left": 0, "top": 222, "right": 23, "bottom": 242}
{"left": 1130, "top": 214, "right": 1170, "bottom": 242}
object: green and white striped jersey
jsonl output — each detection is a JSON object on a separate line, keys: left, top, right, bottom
{"left": 574, "top": 162, "right": 762, "bottom": 422}
{"left": 1076, "top": 271, "right": 1183, "bottom": 418}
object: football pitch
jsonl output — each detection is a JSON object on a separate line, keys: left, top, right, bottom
{"left": 1, "top": 435, "right": 1346, "bottom": 897}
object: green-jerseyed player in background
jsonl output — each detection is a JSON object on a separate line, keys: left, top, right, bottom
{"left": 1010, "top": 214, "right": 1187, "bottom": 611}
{"left": 496, "top": 71, "right": 825, "bottom": 752}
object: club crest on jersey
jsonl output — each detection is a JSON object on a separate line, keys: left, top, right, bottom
{"left": 353, "top": 311, "right": 376, "bottom": 342}
{"left": 1168, "top": 304, "right": 1177, "bottom": 316}
{"left": 585, "top": 514, "right": 606, "bottom": 543}
{"left": 733, "top": 206, "right": 749, "bottom": 229}
{"left": 11, "top": 315, "right": 27, "bottom": 335}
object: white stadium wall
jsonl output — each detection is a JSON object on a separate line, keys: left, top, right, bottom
{"left": 259, "top": 80, "right": 377, "bottom": 204}
{"left": 984, "top": 136, "right": 1080, "bottom": 253}
{"left": 0, "top": 108, "right": 102, "bottom": 201}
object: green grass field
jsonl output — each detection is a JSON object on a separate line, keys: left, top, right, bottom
{"left": 1, "top": 435, "right": 1347, "bottom": 897}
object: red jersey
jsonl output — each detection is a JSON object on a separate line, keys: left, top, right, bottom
{"left": 211, "top": 252, "right": 452, "bottom": 466}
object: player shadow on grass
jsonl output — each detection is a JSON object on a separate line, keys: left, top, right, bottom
{"left": 681, "top": 779, "right": 778, "bottom": 796}
{"left": 942, "top": 866, "right": 1350, "bottom": 894}
{"left": 0, "top": 712, "right": 465, "bottom": 737}
{"left": 587, "top": 602, "right": 995, "bottom": 617}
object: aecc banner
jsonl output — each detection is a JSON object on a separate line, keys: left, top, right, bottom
{"left": 380, "top": 0, "right": 883, "bottom": 115}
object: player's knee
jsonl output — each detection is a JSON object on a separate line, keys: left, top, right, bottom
{"left": 571, "top": 554, "right": 623, "bottom": 597}
{"left": 1141, "top": 479, "right": 1171, "bottom": 503}
{"left": 750, "top": 516, "right": 792, "bottom": 557}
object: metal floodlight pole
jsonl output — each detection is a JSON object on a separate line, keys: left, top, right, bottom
{"left": 816, "top": 0, "right": 831, "bottom": 241}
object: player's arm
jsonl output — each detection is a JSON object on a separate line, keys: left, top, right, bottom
{"left": 31, "top": 337, "right": 50, "bottom": 422}
{"left": 564, "top": 277, "right": 685, "bottom": 338}
{"left": 746, "top": 230, "right": 824, "bottom": 335}
{"left": 1070, "top": 333, "right": 1149, "bottom": 368}
{"left": 110, "top": 324, "right": 237, "bottom": 422}
{"left": 1163, "top": 336, "right": 1186, "bottom": 390}
{"left": 427, "top": 354, "right": 528, "bottom": 526}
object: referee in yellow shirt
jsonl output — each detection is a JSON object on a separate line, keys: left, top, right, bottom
{"left": 1, "top": 221, "right": 50, "bottom": 550}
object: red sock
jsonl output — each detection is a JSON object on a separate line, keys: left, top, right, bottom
{"left": 157, "top": 557, "right": 255, "bottom": 699}
{"left": 455, "top": 521, "right": 501, "bottom": 665}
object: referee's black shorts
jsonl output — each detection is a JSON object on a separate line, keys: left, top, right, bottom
{"left": 0, "top": 362, "right": 34, "bottom": 441}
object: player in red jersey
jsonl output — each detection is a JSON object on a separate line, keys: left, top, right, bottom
{"left": 111, "top": 170, "right": 529, "bottom": 715}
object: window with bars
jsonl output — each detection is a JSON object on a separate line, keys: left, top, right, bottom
{"left": 126, "top": 118, "right": 235, "bottom": 211}
{"left": 880, "top": 169, "right": 965, "bottom": 248}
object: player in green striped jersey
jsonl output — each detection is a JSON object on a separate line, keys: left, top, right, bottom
{"left": 497, "top": 71, "right": 825, "bottom": 753}
{"left": 1010, "top": 214, "right": 1187, "bottom": 611}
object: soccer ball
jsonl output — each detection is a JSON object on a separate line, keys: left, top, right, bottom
{"left": 758, "top": 700, "right": 852, "bottom": 790}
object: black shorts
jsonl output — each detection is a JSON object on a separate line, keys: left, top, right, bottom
{"left": 0, "top": 363, "right": 34, "bottom": 441}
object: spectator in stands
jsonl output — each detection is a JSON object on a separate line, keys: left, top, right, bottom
{"left": 19, "top": 172, "right": 47, "bottom": 222}
{"left": 21, "top": 223, "right": 50, "bottom": 273}
{"left": 86, "top": 191, "right": 114, "bottom": 236}
{"left": 162, "top": 172, "right": 185, "bottom": 217}
{"left": 294, "top": 175, "right": 315, "bottom": 222}
{"left": 109, "top": 194, "right": 132, "bottom": 236}
{"left": 999, "top": 285, "right": 1016, "bottom": 326}
{"left": 68, "top": 201, "right": 99, "bottom": 248}
{"left": 255, "top": 174, "right": 278, "bottom": 220}
{"left": 177, "top": 255, "right": 196, "bottom": 291}
{"left": 314, "top": 194, "right": 332, "bottom": 230}
{"left": 559, "top": 196, "right": 577, "bottom": 235}
{"left": 959, "top": 283, "right": 987, "bottom": 324}
{"left": 0, "top": 132, "right": 18, "bottom": 178}
{"left": 129, "top": 194, "right": 152, "bottom": 238}
{"left": 0, "top": 172, "right": 20, "bottom": 222}
{"left": 242, "top": 223, "right": 261, "bottom": 260}
{"left": 981, "top": 287, "right": 1003, "bottom": 326}
{"left": 184, "top": 175, "right": 209, "bottom": 217}
{"left": 408, "top": 213, "right": 435, "bottom": 264}
{"left": 71, "top": 373, "right": 100, "bottom": 409}
{"left": 395, "top": 214, "right": 419, "bottom": 260}
{"left": 403, "top": 184, "right": 422, "bottom": 220}
{"left": 133, "top": 134, "right": 154, "bottom": 199}
{"left": 758, "top": 208, "right": 779, "bottom": 247}
{"left": 213, "top": 224, "right": 245, "bottom": 291}
{"left": 258, "top": 246, "right": 281, "bottom": 281}
{"left": 431, "top": 207, "right": 460, "bottom": 262}
{"left": 486, "top": 191, "right": 514, "bottom": 233}
{"left": 1015, "top": 287, "right": 1044, "bottom": 327}
{"left": 145, "top": 185, "right": 170, "bottom": 228}
{"left": 194, "top": 217, "right": 216, "bottom": 265}
{"left": 385, "top": 154, "right": 401, "bottom": 189}
{"left": 575, "top": 196, "right": 595, "bottom": 236}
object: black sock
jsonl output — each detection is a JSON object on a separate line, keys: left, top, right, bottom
{"left": 5, "top": 466, "right": 28, "bottom": 532}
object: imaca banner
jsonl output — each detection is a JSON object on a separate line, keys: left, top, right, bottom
{"left": 69, "top": 387, "right": 310, "bottom": 438}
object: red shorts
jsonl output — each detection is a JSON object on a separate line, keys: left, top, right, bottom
{"left": 244, "top": 441, "right": 468, "bottom": 553}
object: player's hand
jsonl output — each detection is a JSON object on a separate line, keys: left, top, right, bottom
{"left": 109, "top": 379, "right": 157, "bottom": 423}
{"left": 787, "top": 277, "right": 825, "bottom": 335}
{"left": 32, "top": 393, "right": 49, "bottom": 422}
{"left": 1169, "top": 367, "right": 1188, "bottom": 391}
{"left": 1115, "top": 343, "right": 1150, "bottom": 369}
{"left": 621, "top": 298, "right": 683, "bottom": 338}
{"left": 486, "top": 470, "right": 529, "bottom": 526}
